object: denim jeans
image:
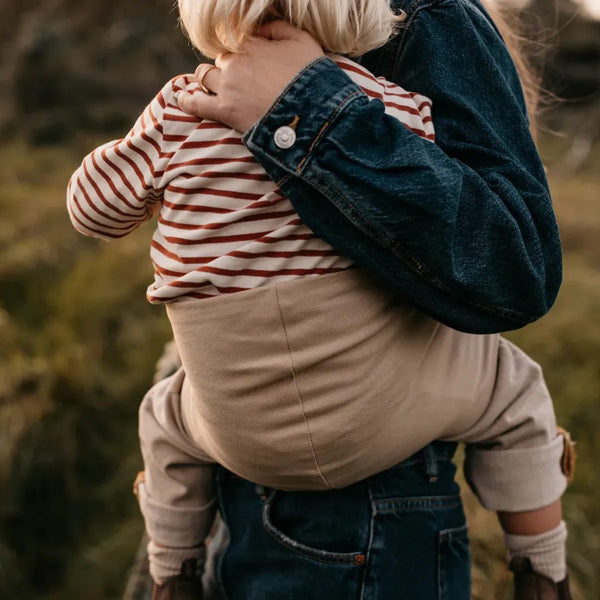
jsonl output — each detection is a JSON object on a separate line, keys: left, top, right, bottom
{"left": 204, "top": 441, "right": 470, "bottom": 600}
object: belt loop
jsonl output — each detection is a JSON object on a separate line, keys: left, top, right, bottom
{"left": 424, "top": 444, "right": 439, "bottom": 483}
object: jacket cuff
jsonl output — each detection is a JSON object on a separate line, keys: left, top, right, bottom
{"left": 243, "top": 56, "right": 363, "bottom": 182}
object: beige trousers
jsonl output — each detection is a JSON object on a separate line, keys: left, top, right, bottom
{"left": 138, "top": 269, "right": 568, "bottom": 549}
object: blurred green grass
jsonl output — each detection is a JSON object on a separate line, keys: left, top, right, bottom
{"left": 467, "top": 137, "right": 600, "bottom": 600}
{"left": 0, "top": 136, "right": 598, "bottom": 599}
{"left": 0, "top": 138, "right": 171, "bottom": 599}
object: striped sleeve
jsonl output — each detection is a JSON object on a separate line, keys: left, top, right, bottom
{"left": 334, "top": 56, "right": 435, "bottom": 142}
{"left": 66, "top": 81, "right": 174, "bottom": 241}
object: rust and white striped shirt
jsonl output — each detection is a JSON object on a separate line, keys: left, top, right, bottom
{"left": 67, "top": 56, "right": 434, "bottom": 303}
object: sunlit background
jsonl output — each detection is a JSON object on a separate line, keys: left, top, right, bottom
{"left": 1, "top": 1, "right": 599, "bottom": 599}
{"left": 499, "top": 0, "right": 600, "bottom": 19}
{"left": 567, "top": 0, "right": 600, "bottom": 19}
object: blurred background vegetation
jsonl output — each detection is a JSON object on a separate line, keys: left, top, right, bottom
{"left": 0, "top": 0, "right": 598, "bottom": 598}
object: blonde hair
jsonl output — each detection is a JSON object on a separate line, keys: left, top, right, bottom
{"left": 177, "top": 0, "right": 400, "bottom": 59}
{"left": 179, "top": 0, "right": 543, "bottom": 134}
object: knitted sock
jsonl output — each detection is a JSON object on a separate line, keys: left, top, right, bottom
{"left": 504, "top": 521, "right": 568, "bottom": 583}
{"left": 147, "top": 539, "right": 206, "bottom": 585}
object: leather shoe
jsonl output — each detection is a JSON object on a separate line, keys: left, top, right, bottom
{"left": 152, "top": 558, "right": 203, "bottom": 600}
{"left": 510, "top": 557, "right": 572, "bottom": 600}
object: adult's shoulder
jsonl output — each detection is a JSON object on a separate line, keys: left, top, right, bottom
{"left": 360, "top": 0, "right": 507, "bottom": 83}
{"left": 388, "top": 0, "right": 500, "bottom": 44}
{"left": 390, "top": 0, "right": 491, "bottom": 20}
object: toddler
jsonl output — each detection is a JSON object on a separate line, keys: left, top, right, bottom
{"left": 67, "top": 1, "right": 574, "bottom": 599}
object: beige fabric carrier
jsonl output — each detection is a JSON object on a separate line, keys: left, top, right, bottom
{"left": 167, "top": 268, "right": 502, "bottom": 490}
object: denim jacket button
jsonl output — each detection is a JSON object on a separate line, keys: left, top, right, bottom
{"left": 274, "top": 126, "right": 296, "bottom": 149}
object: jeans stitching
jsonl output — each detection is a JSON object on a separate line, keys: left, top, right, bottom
{"left": 439, "top": 524, "right": 469, "bottom": 541}
{"left": 374, "top": 494, "right": 462, "bottom": 514}
{"left": 297, "top": 90, "right": 363, "bottom": 172}
{"left": 262, "top": 492, "right": 362, "bottom": 564}
{"left": 275, "top": 173, "right": 292, "bottom": 188}
{"left": 437, "top": 524, "right": 469, "bottom": 600}
{"left": 359, "top": 481, "right": 377, "bottom": 600}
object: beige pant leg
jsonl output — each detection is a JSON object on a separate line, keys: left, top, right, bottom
{"left": 446, "top": 337, "right": 568, "bottom": 512}
{"left": 138, "top": 367, "right": 217, "bottom": 548}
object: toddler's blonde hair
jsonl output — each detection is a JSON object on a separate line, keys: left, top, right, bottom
{"left": 177, "top": 0, "right": 400, "bottom": 59}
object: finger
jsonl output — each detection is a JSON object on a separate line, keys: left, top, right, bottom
{"left": 257, "top": 20, "right": 302, "bottom": 41}
{"left": 177, "top": 91, "right": 220, "bottom": 121}
{"left": 194, "top": 63, "right": 215, "bottom": 80}
{"left": 194, "top": 63, "right": 221, "bottom": 94}
{"left": 214, "top": 52, "right": 232, "bottom": 70}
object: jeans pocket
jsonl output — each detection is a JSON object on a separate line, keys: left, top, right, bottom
{"left": 262, "top": 490, "right": 366, "bottom": 565}
{"left": 437, "top": 524, "right": 471, "bottom": 600}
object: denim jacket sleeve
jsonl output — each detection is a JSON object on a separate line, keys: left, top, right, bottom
{"left": 243, "top": 0, "right": 562, "bottom": 334}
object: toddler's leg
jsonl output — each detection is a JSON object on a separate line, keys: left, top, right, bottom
{"left": 137, "top": 367, "right": 217, "bottom": 590}
{"left": 455, "top": 337, "right": 574, "bottom": 597}
{"left": 504, "top": 516, "right": 571, "bottom": 599}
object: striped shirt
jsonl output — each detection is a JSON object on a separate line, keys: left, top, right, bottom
{"left": 67, "top": 56, "right": 435, "bottom": 303}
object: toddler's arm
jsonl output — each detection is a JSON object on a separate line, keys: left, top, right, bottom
{"left": 66, "top": 81, "right": 176, "bottom": 240}
{"left": 332, "top": 56, "right": 435, "bottom": 144}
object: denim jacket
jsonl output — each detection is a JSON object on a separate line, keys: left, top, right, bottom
{"left": 243, "top": 0, "right": 562, "bottom": 334}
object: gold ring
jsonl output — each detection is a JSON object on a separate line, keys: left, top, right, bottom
{"left": 195, "top": 63, "right": 218, "bottom": 94}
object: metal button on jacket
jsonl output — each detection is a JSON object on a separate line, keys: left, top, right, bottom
{"left": 274, "top": 126, "right": 296, "bottom": 149}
